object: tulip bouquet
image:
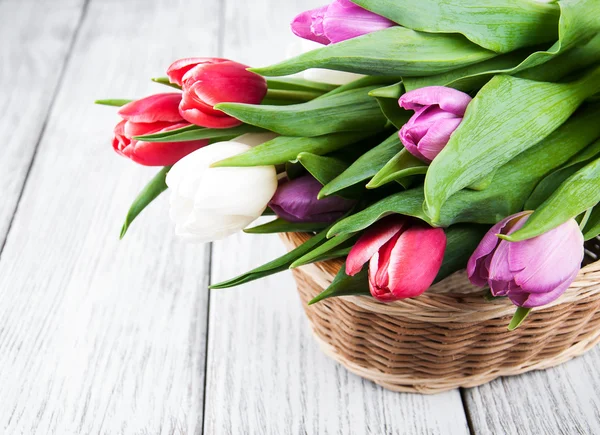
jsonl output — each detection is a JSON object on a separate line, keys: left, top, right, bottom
{"left": 98, "top": 0, "right": 600, "bottom": 330}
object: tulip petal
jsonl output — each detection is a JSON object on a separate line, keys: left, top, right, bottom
{"left": 509, "top": 219, "right": 584, "bottom": 294}
{"left": 416, "top": 117, "right": 463, "bottom": 162}
{"left": 508, "top": 269, "right": 579, "bottom": 308}
{"left": 323, "top": 0, "right": 395, "bottom": 44}
{"left": 291, "top": 6, "right": 330, "bottom": 45}
{"left": 166, "top": 57, "right": 227, "bottom": 86}
{"left": 346, "top": 216, "right": 406, "bottom": 276}
{"left": 399, "top": 86, "right": 472, "bottom": 117}
{"left": 178, "top": 211, "right": 255, "bottom": 242}
{"left": 386, "top": 226, "right": 446, "bottom": 298}
{"left": 118, "top": 93, "right": 184, "bottom": 123}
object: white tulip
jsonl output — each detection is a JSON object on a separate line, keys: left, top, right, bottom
{"left": 166, "top": 140, "right": 278, "bottom": 242}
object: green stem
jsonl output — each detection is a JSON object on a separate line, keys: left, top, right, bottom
{"left": 265, "top": 89, "right": 322, "bottom": 103}
{"left": 579, "top": 207, "right": 594, "bottom": 230}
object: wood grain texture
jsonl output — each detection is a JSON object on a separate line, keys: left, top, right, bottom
{"left": 0, "top": 0, "right": 221, "bottom": 433}
{"left": 464, "top": 345, "right": 600, "bottom": 434}
{"left": 0, "top": 0, "right": 85, "bottom": 249}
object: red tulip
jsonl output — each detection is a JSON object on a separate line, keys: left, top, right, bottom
{"left": 346, "top": 216, "right": 447, "bottom": 302}
{"left": 112, "top": 93, "right": 208, "bottom": 166}
{"left": 167, "top": 58, "right": 268, "bottom": 129}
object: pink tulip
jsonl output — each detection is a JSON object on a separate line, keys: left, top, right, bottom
{"left": 268, "top": 175, "right": 355, "bottom": 223}
{"left": 346, "top": 216, "right": 447, "bottom": 302}
{"left": 467, "top": 212, "right": 584, "bottom": 308}
{"left": 291, "top": 0, "right": 395, "bottom": 45}
{"left": 112, "top": 93, "right": 208, "bottom": 166}
{"left": 167, "top": 58, "right": 268, "bottom": 129}
{"left": 398, "top": 87, "right": 472, "bottom": 163}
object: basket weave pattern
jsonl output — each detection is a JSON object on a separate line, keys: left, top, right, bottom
{"left": 281, "top": 232, "right": 600, "bottom": 394}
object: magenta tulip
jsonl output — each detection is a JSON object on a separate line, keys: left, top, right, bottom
{"left": 112, "top": 93, "right": 208, "bottom": 166}
{"left": 398, "top": 87, "right": 472, "bottom": 163}
{"left": 467, "top": 212, "right": 584, "bottom": 308}
{"left": 167, "top": 58, "right": 268, "bottom": 129}
{"left": 346, "top": 216, "right": 447, "bottom": 302}
{"left": 291, "top": 0, "right": 394, "bottom": 45}
{"left": 269, "top": 175, "right": 355, "bottom": 223}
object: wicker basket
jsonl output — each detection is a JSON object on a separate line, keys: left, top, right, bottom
{"left": 280, "top": 232, "right": 600, "bottom": 394}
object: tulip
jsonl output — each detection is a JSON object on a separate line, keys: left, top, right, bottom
{"left": 269, "top": 174, "right": 355, "bottom": 223}
{"left": 165, "top": 137, "right": 278, "bottom": 242}
{"left": 467, "top": 212, "right": 584, "bottom": 308}
{"left": 291, "top": 0, "right": 394, "bottom": 45}
{"left": 166, "top": 58, "right": 268, "bottom": 129}
{"left": 112, "top": 93, "right": 209, "bottom": 166}
{"left": 398, "top": 87, "right": 472, "bottom": 163}
{"left": 346, "top": 216, "right": 447, "bottom": 302}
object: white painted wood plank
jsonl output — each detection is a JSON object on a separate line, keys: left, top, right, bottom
{"left": 464, "top": 346, "right": 600, "bottom": 434}
{"left": 0, "top": 0, "right": 222, "bottom": 433}
{"left": 204, "top": 2, "right": 468, "bottom": 433}
{"left": 0, "top": 0, "right": 85, "bottom": 248}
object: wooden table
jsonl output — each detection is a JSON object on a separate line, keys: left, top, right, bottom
{"left": 1, "top": 0, "right": 599, "bottom": 433}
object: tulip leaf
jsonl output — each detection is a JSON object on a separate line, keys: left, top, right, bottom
{"left": 290, "top": 233, "right": 356, "bottom": 269}
{"left": 352, "top": 0, "right": 559, "bottom": 53}
{"left": 212, "top": 132, "right": 371, "bottom": 167}
{"left": 308, "top": 267, "right": 370, "bottom": 305}
{"left": 120, "top": 166, "right": 170, "bottom": 239}
{"left": 508, "top": 307, "right": 532, "bottom": 331}
{"left": 134, "top": 124, "right": 266, "bottom": 142}
{"left": 264, "top": 89, "right": 322, "bottom": 103}
{"left": 369, "top": 82, "right": 411, "bottom": 129}
{"left": 319, "top": 133, "right": 403, "bottom": 198}
{"left": 320, "top": 76, "right": 402, "bottom": 98}
{"left": 505, "top": 156, "right": 600, "bottom": 242}
{"left": 366, "top": 149, "right": 428, "bottom": 189}
{"left": 403, "top": 0, "right": 600, "bottom": 92}
{"left": 583, "top": 207, "right": 600, "bottom": 240}
{"left": 435, "top": 224, "right": 490, "bottom": 283}
{"left": 94, "top": 99, "right": 133, "bottom": 107}
{"left": 215, "top": 86, "right": 387, "bottom": 137}
{"left": 243, "top": 219, "right": 326, "bottom": 234}
{"left": 151, "top": 77, "right": 181, "bottom": 90}
{"left": 250, "top": 27, "right": 496, "bottom": 78}
{"left": 424, "top": 69, "right": 600, "bottom": 224}
{"left": 266, "top": 77, "right": 338, "bottom": 93}
{"left": 296, "top": 153, "right": 349, "bottom": 186}
{"left": 526, "top": 138, "right": 600, "bottom": 210}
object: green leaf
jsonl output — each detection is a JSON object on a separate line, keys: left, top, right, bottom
{"left": 265, "top": 89, "right": 322, "bottom": 103}
{"left": 583, "top": 206, "right": 600, "bottom": 240}
{"left": 215, "top": 86, "right": 387, "bottom": 137}
{"left": 366, "top": 149, "right": 428, "bottom": 189}
{"left": 290, "top": 233, "right": 356, "bottom": 268}
{"left": 319, "top": 133, "right": 402, "bottom": 198}
{"left": 212, "top": 132, "right": 371, "bottom": 167}
{"left": 151, "top": 77, "right": 181, "bottom": 89}
{"left": 403, "top": 0, "right": 600, "bottom": 92}
{"left": 120, "top": 167, "right": 170, "bottom": 239}
{"left": 297, "top": 153, "right": 349, "bottom": 186}
{"left": 134, "top": 124, "right": 265, "bottom": 142}
{"left": 352, "top": 0, "right": 559, "bottom": 53}
{"left": 505, "top": 156, "right": 600, "bottom": 242}
{"left": 308, "top": 267, "right": 370, "bottom": 305}
{"left": 209, "top": 227, "right": 330, "bottom": 289}
{"left": 424, "top": 69, "right": 600, "bottom": 224}
{"left": 243, "top": 219, "right": 326, "bottom": 234}
{"left": 319, "top": 76, "right": 402, "bottom": 98}
{"left": 266, "top": 77, "right": 338, "bottom": 93}
{"left": 435, "top": 224, "right": 490, "bottom": 283}
{"left": 250, "top": 27, "right": 496, "bottom": 77}
{"left": 95, "top": 99, "right": 133, "bottom": 107}
{"left": 508, "top": 307, "right": 532, "bottom": 331}
{"left": 369, "top": 82, "right": 411, "bottom": 129}
{"left": 526, "top": 138, "right": 600, "bottom": 209}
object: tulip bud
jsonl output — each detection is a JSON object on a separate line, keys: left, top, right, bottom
{"left": 346, "top": 216, "right": 447, "bottom": 302}
{"left": 398, "top": 87, "right": 472, "bottom": 163}
{"left": 165, "top": 140, "right": 278, "bottom": 242}
{"left": 291, "top": 0, "right": 394, "bottom": 45}
{"left": 166, "top": 58, "right": 268, "bottom": 129}
{"left": 268, "top": 174, "right": 355, "bottom": 223}
{"left": 112, "top": 93, "right": 209, "bottom": 166}
{"left": 467, "top": 212, "right": 584, "bottom": 308}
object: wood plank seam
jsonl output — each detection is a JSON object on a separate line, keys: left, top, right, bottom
{"left": 0, "top": 0, "right": 92, "bottom": 262}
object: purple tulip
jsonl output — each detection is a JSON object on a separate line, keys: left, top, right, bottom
{"left": 399, "top": 86, "right": 472, "bottom": 163}
{"left": 291, "top": 0, "right": 395, "bottom": 45}
{"left": 467, "top": 211, "right": 584, "bottom": 308}
{"left": 269, "top": 175, "right": 355, "bottom": 223}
